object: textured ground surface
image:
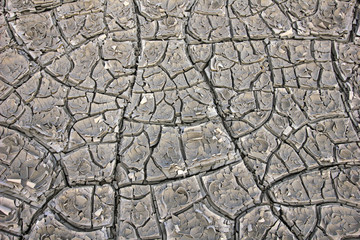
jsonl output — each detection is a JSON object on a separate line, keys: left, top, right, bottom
{"left": 0, "top": 0, "right": 360, "bottom": 239}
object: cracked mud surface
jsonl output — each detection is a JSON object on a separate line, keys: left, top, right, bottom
{"left": 0, "top": 0, "right": 360, "bottom": 239}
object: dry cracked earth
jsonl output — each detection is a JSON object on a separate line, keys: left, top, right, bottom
{"left": 0, "top": 0, "right": 360, "bottom": 239}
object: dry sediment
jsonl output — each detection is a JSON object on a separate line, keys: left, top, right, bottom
{"left": 0, "top": 0, "right": 360, "bottom": 239}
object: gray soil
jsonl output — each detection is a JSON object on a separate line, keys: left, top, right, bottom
{"left": 0, "top": 0, "right": 360, "bottom": 239}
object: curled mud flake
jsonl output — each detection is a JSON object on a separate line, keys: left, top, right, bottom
{"left": 0, "top": 197, "right": 35, "bottom": 235}
{"left": 180, "top": 95, "right": 209, "bottom": 123}
{"left": 213, "top": 88, "right": 236, "bottom": 113}
{"left": 230, "top": 0, "right": 251, "bottom": 17}
{"left": 336, "top": 143, "right": 360, "bottom": 163}
{"left": 265, "top": 113, "right": 291, "bottom": 137}
{"left": 261, "top": 5, "right": 293, "bottom": 36}
{"left": 90, "top": 143, "right": 117, "bottom": 168}
{"left": 117, "top": 221, "right": 137, "bottom": 239}
{"left": 55, "top": 0, "right": 105, "bottom": 45}
{"left": 106, "top": 75, "right": 134, "bottom": 96}
{"left": 296, "top": 0, "right": 356, "bottom": 39}
{"left": 157, "top": 17, "right": 186, "bottom": 39}
{"left": 82, "top": 13, "right": 106, "bottom": 37}
{"left": 0, "top": 127, "right": 62, "bottom": 207}
{"left": 72, "top": 115, "right": 110, "bottom": 142}
{"left": 138, "top": 15, "right": 157, "bottom": 39}
{"left": 0, "top": 93, "right": 24, "bottom": 124}
{"left": 152, "top": 100, "right": 175, "bottom": 123}
{"left": 46, "top": 55, "right": 72, "bottom": 82}
{"left": 182, "top": 121, "right": 238, "bottom": 173}
{"left": 62, "top": 146, "right": 116, "bottom": 184}
{"left": 151, "top": 127, "right": 184, "bottom": 178}
{"left": 0, "top": 197, "right": 21, "bottom": 234}
{"left": 67, "top": 97, "right": 89, "bottom": 120}
{"left": 280, "top": 205, "right": 317, "bottom": 239}
{"left": 120, "top": 120, "right": 144, "bottom": 136}
{"left": 295, "top": 63, "right": 320, "bottom": 88}
{"left": 26, "top": 211, "right": 108, "bottom": 239}
{"left": 69, "top": 41, "right": 99, "bottom": 84}
{"left": 0, "top": 133, "right": 24, "bottom": 166}
{"left": 286, "top": 40, "right": 312, "bottom": 60}
{"left": 126, "top": 93, "right": 155, "bottom": 122}
{"left": 137, "top": 0, "right": 167, "bottom": 19}
{"left": 244, "top": 14, "right": 273, "bottom": 39}
{"left": 188, "top": 13, "right": 212, "bottom": 41}
{"left": 16, "top": 72, "right": 41, "bottom": 103}
{"left": 300, "top": 90, "right": 345, "bottom": 119}
{"left": 106, "top": 0, "right": 136, "bottom": 30}
{"left": 189, "top": 44, "right": 212, "bottom": 71}
{"left": 11, "top": 12, "right": 64, "bottom": 58}
{"left": 284, "top": 40, "right": 314, "bottom": 65}
{"left": 270, "top": 168, "right": 338, "bottom": 205}
{"left": 57, "top": 16, "right": 86, "bottom": 45}
{"left": 49, "top": 186, "right": 93, "bottom": 228}
{"left": 194, "top": 0, "right": 227, "bottom": 16}
{"left": 153, "top": 176, "right": 204, "bottom": 219}
{"left": 202, "top": 162, "right": 261, "bottom": 217}
{"left": 6, "top": 0, "right": 61, "bottom": 14}
{"left": 146, "top": 157, "right": 167, "bottom": 182}
{"left": 333, "top": 166, "right": 360, "bottom": 205}
{"left": 120, "top": 133, "right": 150, "bottom": 170}
{"left": 102, "top": 40, "right": 136, "bottom": 68}
{"left": 283, "top": 0, "right": 318, "bottom": 20}
{"left": 275, "top": 89, "right": 308, "bottom": 128}
{"left": 320, "top": 205, "right": 360, "bottom": 238}
{"left": 268, "top": 41, "right": 292, "bottom": 68}
{"left": 165, "top": 202, "right": 234, "bottom": 239}
{"left": 337, "top": 43, "right": 360, "bottom": 64}
{"left": 231, "top": 18, "right": 248, "bottom": 40}
{"left": 229, "top": 92, "right": 256, "bottom": 116}
{"left": 139, "top": 41, "right": 168, "bottom": 68}
{"left": 208, "top": 15, "right": 231, "bottom": 41}
{"left": 141, "top": 70, "right": 169, "bottom": 92}
{"left": 235, "top": 41, "right": 266, "bottom": 64}
{"left": 118, "top": 185, "right": 161, "bottom": 239}
{"left": 0, "top": 50, "right": 29, "bottom": 85}
{"left": 0, "top": 15, "right": 11, "bottom": 50}
{"left": 210, "top": 55, "right": 236, "bottom": 72}
{"left": 28, "top": 106, "right": 70, "bottom": 152}
{"left": 238, "top": 205, "right": 278, "bottom": 239}
{"left": 92, "top": 185, "right": 115, "bottom": 228}
{"left": 160, "top": 41, "right": 193, "bottom": 78}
